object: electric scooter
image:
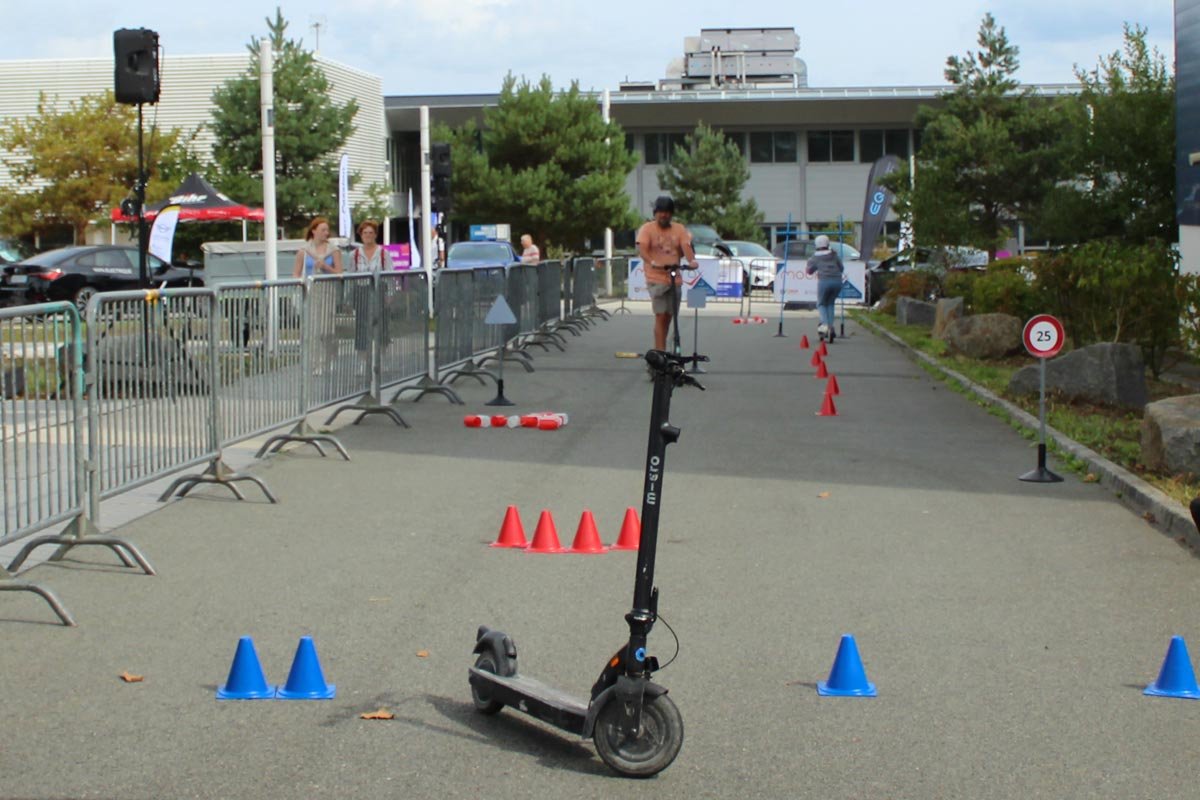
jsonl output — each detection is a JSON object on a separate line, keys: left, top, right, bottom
{"left": 469, "top": 271, "right": 704, "bottom": 778}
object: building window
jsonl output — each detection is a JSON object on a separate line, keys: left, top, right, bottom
{"left": 860, "top": 129, "right": 911, "bottom": 163}
{"left": 644, "top": 133, "right": 689, "bottom": 165}
{"left": 625, "top": 133, "right": 635, "bottom": 154}
{"left": 807, "top": 130, "right": 855, "bottom": 163}
{"left": 749, "top": 131, "right": 798, "bottom": 163}
{"left": 719, "top": 130, "right": 747, "bottom": 158}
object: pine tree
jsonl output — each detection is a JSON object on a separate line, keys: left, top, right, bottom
{"left": 442, "top": 74, "right": 637, "bottom": 252}
{"left": 656, "top": 124, "right": 764, "bottom": 242}
{"left": 1040, "top": 25, "right": 1175, "bottom": 244}
{"left": 209, "top": 8, "right": 358, "bottom": 235}
{"left": 887, "top": 14, "right": 1074, "bottom": 257}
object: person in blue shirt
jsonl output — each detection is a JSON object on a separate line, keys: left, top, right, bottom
{"left": 293, "top": 216, "right": 344, "bottom": 278}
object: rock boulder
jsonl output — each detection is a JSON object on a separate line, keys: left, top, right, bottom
{"left": 933, "top": 297, "right": 965, "bottom": 340}
{"left": 943, "top": 313, "right": 1023, "bottom": 359}
{"left": 1142, "top": 395, "right": 1200, "bottom": 476}
{"left": 1008, "top": 342, "right": 1147, "bottom": 409}
{"left": 896, "top": 297, "right": 936, "bottom": 327}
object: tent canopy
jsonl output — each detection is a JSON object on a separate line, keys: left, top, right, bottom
{"left": 110, "top": 173, "right": 264, "bottom": 223}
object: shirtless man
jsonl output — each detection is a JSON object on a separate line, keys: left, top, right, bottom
{"left": 636, "top": 196, "right": 698, "bottom": 352}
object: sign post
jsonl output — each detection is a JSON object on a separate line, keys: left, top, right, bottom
{"left": 1019, "top": 314, "right": 1066, "bottom": 483}
{"left": 484, "top": 295, "right": 518, "bottom": 407}
{"left": 686, "top": 286, "right": 707, "bottom": 374}
{"left": 775, "top": 212, "right": 793, "bottom": 338}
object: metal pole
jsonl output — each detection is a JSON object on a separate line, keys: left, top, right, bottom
{"left": 775, "top": 212, "right": 792, "bottom": 337}
{"left": 260, "top": 39, "right": 278, "bottom": 351}
{"left": 137, "top": 103, "right": 147, "bottom": 288}
{"left": 602, "top": 89, "right": 613, "bottom": 297}
{"left": 1039, "top": 357, "right": 1047, "bottom": 448}
{"left": 420, "top": 106, "right": 433, "bottom": 319}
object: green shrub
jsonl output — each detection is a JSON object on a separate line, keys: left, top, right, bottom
{"left": 971, "top": 266, "right": 1042, "bottom": 319}
{"left": 1033, "top": 239, "right": 1179, "bottom": 376}
{"left": 1176, "top": 274, "right": 1200, "bottom": 356}
{"left": 881, "top": 268, "right": 941, "bottom": 314}
{"left": 940, "top": 271, "right": 977, "bottom": 310}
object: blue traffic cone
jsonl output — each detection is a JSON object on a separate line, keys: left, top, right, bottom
{"left": 1144, "top": 636, "right": 1200, "bottom": 699}
{"left": 276, "top": 636, "right": 336, "bottom": 700}
{"left": 817, "top": 634, "right": 877, "bottom": 697}
{"left": 216, "top": 636, "right": 276, "bottom": 700}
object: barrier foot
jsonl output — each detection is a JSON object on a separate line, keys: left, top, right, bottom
{"left": 159, "top": 458, "right": 279, "bottom": 504}
{"left": 585, "top": 306, "right": 611, "bottom": 320}
{"left": 0, "top": 574, "right": 76, "bottom": 626}
{"left": 257, "top": 421, "right": 351, "bottom": 462}
{"left": 326, "top": 393, "right": 411, "bottom": 428}
{"left": 392, "top": 375, "right": 463, "bottom": 405}
{"left": 9, "top": 527, "right": 155, "bottom": 577}
{"left": 442, "top": 364, "right": 498, "bottom": 386}
{"left": 613, "top": 298, "right": 632, "bottom": 315}
{"left": 477, "top": 350, "right": 535, "bottom": 373}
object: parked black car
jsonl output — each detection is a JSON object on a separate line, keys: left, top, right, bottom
{"left": 1, "top": 246, "right": 204, "bottom": 311}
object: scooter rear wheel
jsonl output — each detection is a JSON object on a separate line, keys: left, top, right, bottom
{"left": 593, "top": 692, "right": 684, "bottom": 778}
{"left": 471, "top": 653, "right": 505, "bottom": 715}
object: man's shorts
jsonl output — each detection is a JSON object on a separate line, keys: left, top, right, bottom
{"left": 647, "top": 281, "right": 680, "bottom": 315}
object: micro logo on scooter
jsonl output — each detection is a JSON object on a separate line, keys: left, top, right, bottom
{"left": 647, "top": 456, "right": 661, "bottom": 506}
{"left": 635, "top": 647, "right": 647, "bottom": 662}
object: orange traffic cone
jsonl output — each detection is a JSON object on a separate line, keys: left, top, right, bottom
{"left": 810, "top": 351, "right": 823, "bottom": 368}
{"left": 528, "top": 510, "right": 565, "bottom": 553}
{"left": 568, "top": 510, "right": 608, "bottom": 554}
{"left": 732, "top": 318, "right": 744, "bottom": 325}
{"left": 816, "top": 341, "right": 828, "bottom": 357}
{"left": 799, "top": 335, "right": 810, "bottom": 350}
{"left": 611, "top": 508, "right": 641, "bottom": 551}
{"left": 826, "top": 375, "right": 841, "bottom": 396}
{"left": 491, "top": 505, "right": 528, "bottom": 549}
{"left": 817, "top": 392, "right": 838, "bottom": 417}
{"left": 815, "top": 360, "right": 830, "bottom": 379}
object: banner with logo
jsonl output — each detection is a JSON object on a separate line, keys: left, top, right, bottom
{"left": 148, "top": 204, "right": 182, "bottom": 265}
{"left": 773, "top": 260, "right": 868, "bottom": 305}
{"left": 337, "top": 153, "right": 351, "bottom": 239}
{"left": 627, "top": 256, "right": 743, "bottom": 300}
{"left": 859, "top": 155, "right": 901, "bottom": 261}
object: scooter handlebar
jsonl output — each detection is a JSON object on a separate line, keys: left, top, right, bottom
{"left": 644, "top": 350, "right": 706, "bottom": 390}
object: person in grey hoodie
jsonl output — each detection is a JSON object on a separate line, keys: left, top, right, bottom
{"left": 805, "top": 235, "right": 844, "bottom": 343}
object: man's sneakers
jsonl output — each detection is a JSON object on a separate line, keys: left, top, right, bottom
{"left": 817, "top": 323, "right": 829, "bottom": 342}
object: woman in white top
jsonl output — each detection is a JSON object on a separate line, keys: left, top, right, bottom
{"left": 351, "top": 219, "right": 393, "bottom": 272}
{"left": 350, "top": 219, "right": 393, "bottom": 365}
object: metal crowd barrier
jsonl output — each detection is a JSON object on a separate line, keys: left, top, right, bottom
{"left": 4, "top": 257, "right": 613, "bottom": 625}
{"left": 1, "top": 302, "right": 86, "bottom": 624}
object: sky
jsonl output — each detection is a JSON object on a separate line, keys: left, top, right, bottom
{"left": 1, "top": 1, "right": 1175, "bottom": 95}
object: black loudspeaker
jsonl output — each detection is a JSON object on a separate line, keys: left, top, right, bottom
{"left": 431, "top": 143, "right": 452, "bottom": 177}
{"left": 113, "top": 29, "right": 160, "bottom": 105}
{"left": 431, "top": 143, "right": 453, "bottom": 213}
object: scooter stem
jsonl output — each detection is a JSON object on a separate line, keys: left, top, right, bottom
{"left": 626, "top": 351, "right": 682, "bottom": 671}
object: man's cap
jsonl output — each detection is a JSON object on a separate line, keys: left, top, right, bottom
{"left": 653, "top": 196, "right": 675, "bottom": 214}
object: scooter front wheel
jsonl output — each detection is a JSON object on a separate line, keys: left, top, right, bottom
{"left": 471, "top": 653, "right": 505, "bottom": 715}
{"left": 593, "top": 692, "right": 684, "bottom": 778}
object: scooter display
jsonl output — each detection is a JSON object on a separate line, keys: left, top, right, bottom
{"left": 468, "top": 274, "right": 704, "bottom": 778}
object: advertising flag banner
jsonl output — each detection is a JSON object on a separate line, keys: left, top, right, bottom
{"left": 338, "top": 153, "right": 351, "bottom": 239}
{"left": 407, "top": 189, "right": 422, "bottom": 272}
{"left": 148, "top": 204, "right": 182, "bottom": 265}
{"left": 859, "top": 155, "right": 901, "bottom": 261}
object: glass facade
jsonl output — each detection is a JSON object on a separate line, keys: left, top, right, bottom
{"left": 807, "top": 130, "right": 854, "bottom": 163}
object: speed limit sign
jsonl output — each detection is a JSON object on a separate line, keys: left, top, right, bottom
{"left": 1023, "top": 314, "right": 1064, "bottom": 359}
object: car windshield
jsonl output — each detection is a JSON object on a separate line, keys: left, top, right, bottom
{"left": 0, "top": 241, "right": 24, "bottom": 262}
{"left": 728, "top": 241, "right": 772, "bottom": 259}
{"left": 448, "top": 243, "right": 512, "bottom": 264}
{"left": 686, "top": 225, "right": 721, "bottom": 244}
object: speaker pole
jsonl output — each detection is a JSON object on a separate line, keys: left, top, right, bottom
{"left": 137, "top": 102, "right": 148, "bottom": 289}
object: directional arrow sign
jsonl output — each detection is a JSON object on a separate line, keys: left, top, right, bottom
{"left": 838, "top": 280, "right": 863, "bottom": 300}
{"left": 484, "top": 295, "right": 517, "bottom": 326}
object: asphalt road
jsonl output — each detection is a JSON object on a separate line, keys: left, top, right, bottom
{"left": 2, "top": 304, "right": 1199, "bottom": 800}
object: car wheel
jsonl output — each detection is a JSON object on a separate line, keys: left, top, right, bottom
{"left": 72, "top": 285, "right": 98, "bottom": 313}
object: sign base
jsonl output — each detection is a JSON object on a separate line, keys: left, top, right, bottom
{"left": 485, "top": 379, "right": 515, "bottom": 407}
{"left": 1019, "top": 444, "right": 1063, "bottom": 483}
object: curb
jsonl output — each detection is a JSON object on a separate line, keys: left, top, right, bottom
{"left": 856, "top": 314, "right": 1200, "bottom": 553}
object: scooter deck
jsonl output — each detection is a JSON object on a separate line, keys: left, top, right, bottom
{"left": 468, "top": 667, "right": 588, "bottom": 736}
